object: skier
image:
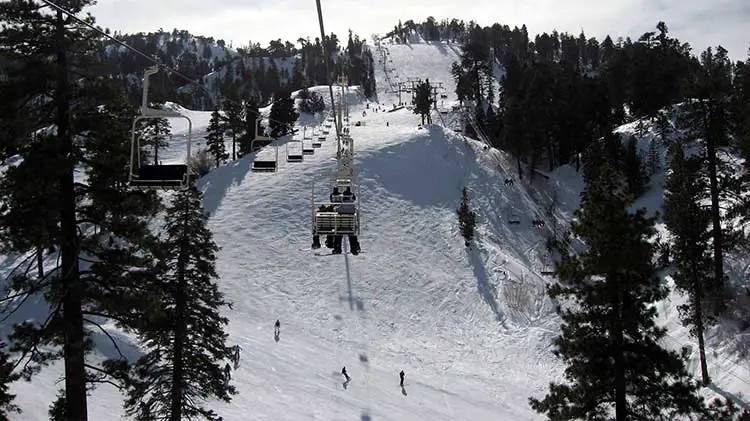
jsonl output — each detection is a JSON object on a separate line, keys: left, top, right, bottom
{"left": 342, "top": 366, "right": 350, "bottom": 381}
{"left": 399, "top": 370, "right": 405, "bottom": 387}
{"left": 232, "top": 345, "right": 241, "bottom": 369}
{"left": 223, "top": 363, "right": 232, "bottom": 384}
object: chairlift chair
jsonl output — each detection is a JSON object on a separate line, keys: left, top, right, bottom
{"left": 541, "top": 255, "right": 555, "bottom": 275}
{"left": 129, "top": 66, "right": 193, "bottom": 191}
{"left": 286, "top": 141, "right": 304, "bottom": 162}
{"left": 311, "top": 176, "right": 361, "bottom": 237}
{"left": 251, "top": 138, "right": 279, "bottom": 172}
{"left": 302, "top": 142, "right": 315, "bottom": 155}
{"left": 508, "top": 208, "right": 521, "bottom": 224}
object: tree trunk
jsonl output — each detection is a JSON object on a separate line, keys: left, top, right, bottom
{"left": 36, "top": 244, "right": 44, "bottom": 279}
{"left": 613, "top": 293, "right": 627, "bottom": 421}
{"left": 56, "top": 10, "right": 87, "bottom": 421}
{"left": 704, "top": 100, "right": 725, "bottom": 313}
{"left": 232, "top": 131, "right": 236, "bottom": 161}
{"left": 695, "top": 298, "right": 710, "bottom": 385}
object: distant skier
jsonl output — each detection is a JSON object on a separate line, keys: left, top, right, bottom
{"left": 342, "top": 366, "right": 350, "bottom": 381}
{"left": 231, "top": 345, "right": 241, "bottom": 369}
{"left": 223, "top": 363, "right": 232, "bottom": 384}
{"left": 274, "top": 319, "right": 281, "bottom": 342}
{"left": 399, "top": 370, "right": 405, "bottom": 387}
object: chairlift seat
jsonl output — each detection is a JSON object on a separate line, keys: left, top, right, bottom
{"left": 252, "top": 160, "right": 277, "bottom": 172}
{"left": 312, "top": 142, "right": 322, "bottom": 148}
{"left": 287, "top": 154, "right": 303, "bottom": 162}
{"left": 302, "top": 146, "right": 315, "bottom": 155}
{"left": 130, "top": 164, "right": 189, "bottom": 189}
{"left": 318, "top": 136, "right": 326, "bottom": 141}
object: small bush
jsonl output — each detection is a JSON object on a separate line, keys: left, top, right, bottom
{"left": 189, "top": 148, "right": 214, "bottom": 178}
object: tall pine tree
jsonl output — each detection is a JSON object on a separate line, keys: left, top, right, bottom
{"left": 119, "top": 187, "right": 236, "bottom": 421}
{"left": 663, "top": 142, "right": 714, "bottom": 385}
{"left": 413, "top": 79, "right": 432, "bottom": 125}
{"left": 205, "top": 109, "right": 227, "bottom": 167}
{"left": 530, "top": 164, "right": 704, "bottom": 420}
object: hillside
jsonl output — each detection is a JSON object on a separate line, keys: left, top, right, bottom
{"left": 3, "top": 38, "right": 750, "bottom": 420}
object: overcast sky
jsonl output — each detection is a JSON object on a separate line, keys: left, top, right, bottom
{"left": 88, "top": 0, "right": 749, "bottom": 60}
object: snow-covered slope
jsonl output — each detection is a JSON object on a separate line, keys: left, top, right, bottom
{"left": 4, "top": 38, "right": 750, "bottom": 420}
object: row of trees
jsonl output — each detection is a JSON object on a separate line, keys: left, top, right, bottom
{"left": 0, "top": 1, "right": 238, "bottom": 419}
{"left": 383, "top": 14, "right": 750, "bottom": 419}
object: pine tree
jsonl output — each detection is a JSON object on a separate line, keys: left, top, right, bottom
{"left": 138, "top": 117, "right": 171, "bottom": 165}
{"left": 268, "top": 92, "right": 299, "bottom": 138}
{"left": 0, "top": 350, "right": 20, "bottom": 420}
{"left": 239, "top": 98, "right": 261, "bottom": 156}
{"left": 221, "top": 99, "right": 243, "bottom": 160}
{"left": 0, "top": 32, "right": 162, "bottom": 417}
{"left": 663, "top": 142, "right": 714, "bottom": 385}
{"left": 205, "top": 109, "right": 227, "bottom": 167}
{"left": 682, "top": 46, "right": 734, "bottom": 314}
{"left": 530, "top": 164, "right": 704, "bottom": 420}
{"left": 457, "top": 187, "right": 476, "bottom": 247}
{"left": 413, "top": 79, "right": 432, "bottom": 125}
{"left": 119, "top": 187, "right": 236, "bottom": 421}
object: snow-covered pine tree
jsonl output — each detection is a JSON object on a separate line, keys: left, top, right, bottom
{"left": 120, "top": 187, "right": 236, "bottom": 421}
{"left": 530, "top": 164, "right": 704, "bottom": 420}
{"left": 205, "top": 109, "right": 227, "bottom": 166}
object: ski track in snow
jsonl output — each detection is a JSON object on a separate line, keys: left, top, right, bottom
{"left": 3, "top": 38, "right": 749, "bottom": 420}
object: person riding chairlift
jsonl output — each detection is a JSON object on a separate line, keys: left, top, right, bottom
{"left": 342, "top": 187, "right": 355, "bottom": 202}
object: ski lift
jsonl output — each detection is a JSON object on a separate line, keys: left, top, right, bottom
{"left": 318, "top": 135, "right": 327, "bottom": 142}
{"left": 286, "top": 141, "right": 303, "bottom": 162}
{"left": 302, "top": 141, "right": 315, "bottom": 155}
{"left": 251, "top": 138, "right": 278, "bottom": 172}
{"left": 541, "top": 255, "right": 555, "bottom": 275}
{"left": 508, "top": 208, "right": 521, "bottom": 224}
{"left": 311, "top": 174, "right": 360, "bottom": 237}
{"left": 129, "top": 67, "right": 193, "bottom": 190}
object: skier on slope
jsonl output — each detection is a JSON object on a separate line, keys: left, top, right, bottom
{"left": 342, "top": 366, "right": 350, "bottom": 381}
{"left": 399, "top": 370, "right": 405, "bottom": 387}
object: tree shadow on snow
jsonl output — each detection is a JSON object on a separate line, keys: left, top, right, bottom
{"left": 467, "top": 246, "right": 505, "bottom": 323}
{"left": 708, "top": 382, "right": 750, "bottom": 411}
{"left": 357, "top": 126, "right": 477, "bottom": 209}
{"left": 431, "top": 40, "right": 450, "bottom": 56}
{"left": 198, "top": 155, "right": 252, "bottom": 216}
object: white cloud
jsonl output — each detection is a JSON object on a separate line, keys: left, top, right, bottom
{"left": 88, "top": 0, "right": 748, "bottom": 60}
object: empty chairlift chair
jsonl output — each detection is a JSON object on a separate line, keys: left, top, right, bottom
{"left": 507, "top": 208, "right": 521, "bottom": 224}
{"left": 251, "top": 138, "right": 279, "bottom": 172}
{"left": 129, "top": 66, "right": 193, "bottom": 191}
{"left": 287, "top": 141, "right": 304, "bottom": 162}
{"left": 302, "top": 141, "right": 315, "bottom": 155}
